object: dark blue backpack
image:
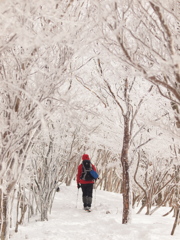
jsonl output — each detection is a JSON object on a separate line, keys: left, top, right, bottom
{"left": 81, "top": 160, "right": 98, "bottom": 181}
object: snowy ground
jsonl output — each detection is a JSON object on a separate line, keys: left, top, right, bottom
{"left": 10, "top": 183, "right": 180, "bottom": 240}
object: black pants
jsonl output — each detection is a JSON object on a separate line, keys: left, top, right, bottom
{"left": 81, "top": 183, "right": 93, "bottom": 198}
{"left": 81, "top": 184, "right": 93, "bottom": 208}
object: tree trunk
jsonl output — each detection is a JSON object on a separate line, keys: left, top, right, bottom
{"left": 145, "top": 201, "right": 151, "bottom": 215}
{"left": 171, "top": 207, "right": 180, "bottom": 235}
{"left": 121, "top": 115, "right": 130, "bottom": 224}
{"left": 41, "top": 203, "right": 48, "bottom": 221}
{"left": 0, "top": 193, "right": 10, "bottom": 240}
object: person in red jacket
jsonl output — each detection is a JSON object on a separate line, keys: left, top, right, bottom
{"left": 77, "top": 154, "right": 97, "bottom": 210}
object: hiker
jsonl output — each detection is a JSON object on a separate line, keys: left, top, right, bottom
{"left": 76, "top": 154, "right": 97, "bottom": 211}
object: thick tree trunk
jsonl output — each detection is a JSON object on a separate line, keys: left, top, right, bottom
{"left": 0, "top": 181, "right": 16, "bottom": 240}
{"left": 121, "top": 115, "right": 130, "bottom": 224}
{"left": 0, "top": 193, "right": 10, "bottom": 240}
{"left": 145, "top": 201, "right": 151, "bottom": 215}
{"left": 121, "top": 159, "right": 130, "bottom": 223}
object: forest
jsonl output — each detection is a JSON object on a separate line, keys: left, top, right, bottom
{"left": 0, "top": 0, "right": 179, "bottom": 240}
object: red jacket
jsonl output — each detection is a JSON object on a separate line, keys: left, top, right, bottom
{"left": 77, "top": 163, "right": 96, "bottom": 184}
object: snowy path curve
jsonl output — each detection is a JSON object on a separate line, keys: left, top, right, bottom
{"left": 10, "top": 184, "right": 180, "bottom": 240}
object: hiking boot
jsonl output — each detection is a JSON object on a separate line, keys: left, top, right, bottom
{"left": 84, "top": 206, "right": 91, "bottom": 211}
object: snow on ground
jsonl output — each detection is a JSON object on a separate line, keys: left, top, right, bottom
{"left": 10, "top": 183, "right": 180, "bottom": 240}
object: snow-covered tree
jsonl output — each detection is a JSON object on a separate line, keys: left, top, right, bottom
{"left": 96, "top": 0, "right": 180, "bottom": 125}
{"left": 0, "top": 0, "right": 91, "bottom": 239}
{"left": 1, "top": 0, "right": 180, "bottom": 238}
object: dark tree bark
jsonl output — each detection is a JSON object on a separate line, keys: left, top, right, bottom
{"left": 121, "top": 114, "right": 131, "bottom": 224}
{"left": 0, "top": 192, "right": 8, "bottom": 240}
{"left": 171, "top": 208, "right": 180, "bottom": 235}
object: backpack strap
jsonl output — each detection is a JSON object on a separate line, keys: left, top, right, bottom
{"left": 80, "top": 163, "right": 86, "bottom": 180}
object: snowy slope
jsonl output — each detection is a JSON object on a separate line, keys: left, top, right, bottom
{"left": 10, "top": 183, "right": 180, "bottom": 240}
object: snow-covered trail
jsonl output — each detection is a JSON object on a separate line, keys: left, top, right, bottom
{"left": 10, "top": 184, "right": 180, "bottom": 240}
